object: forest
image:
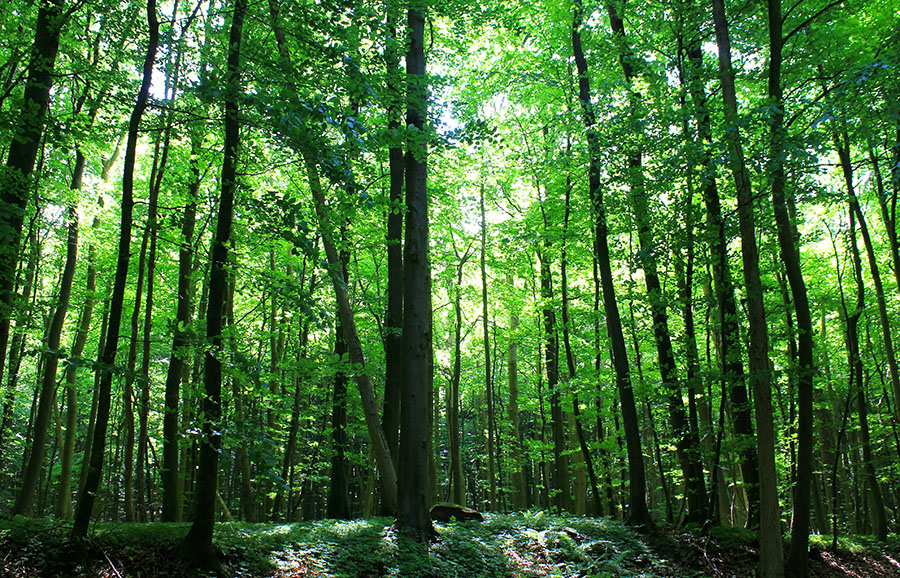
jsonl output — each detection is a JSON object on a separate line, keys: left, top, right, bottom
{"left": 0, "top": 0, "right": 898, "bottom": 575}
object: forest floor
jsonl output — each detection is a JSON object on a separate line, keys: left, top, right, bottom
{"left": 1, "top": 513, "right": 899, "bottom": 577}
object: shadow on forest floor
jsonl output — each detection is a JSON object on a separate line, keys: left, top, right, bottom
{"left": 1, "top": 513, "right": 898, "bottom": 577}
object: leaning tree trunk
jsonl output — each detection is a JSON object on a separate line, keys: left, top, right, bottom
{"left": 836, "top": 133, "right": 900, "bottom": 426}
{"left": 12, "top": 201, "right": 78, "bottom": 516}
{"left": 72, "top": 0, "right": 159, "bottom": 542}
{"left": 571, "top": 0, "right": 651, "bottom": 527}
{"left": 178, "top": 0, "right": 245, "bottom": 568}
{"left": 303, "top": 154, "right": 399, "bottom": 513}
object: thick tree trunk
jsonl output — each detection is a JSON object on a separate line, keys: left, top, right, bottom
{"left": 572, "top": 0, "right": 650, "bottom": 527}
{"left": 178, "top": 0, "right": 244, "bottom": 568}
{"left": 710, "top": 0, "right": 783, "bottom": 573}
{"left": 73, "top": 0, "right": 159, "bottom": 541}
{"left": 0, "top": 0, "right": 65, "bottom": 375}
{"left": 396, "top": 2, "right": 433, "bottom": 540}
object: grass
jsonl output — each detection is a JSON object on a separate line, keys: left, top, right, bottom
{"left": 1, "top": 513, "right": 898, "bottom": 577}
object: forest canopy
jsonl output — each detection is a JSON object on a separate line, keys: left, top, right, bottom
{"left": 0, "top": 0, "right": 898, "bottom": 575}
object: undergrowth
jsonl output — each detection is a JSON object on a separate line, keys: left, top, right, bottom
{"left": 1, "top": 513, "right": 898, "bottom": 577}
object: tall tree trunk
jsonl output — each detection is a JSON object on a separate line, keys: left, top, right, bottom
{"left": 766, "top": 2, "right": 815, "bottom": 574}
{"left": 844, "top": 209, "right": 889, "bottom": 541}
{"left": 304, "top": 155, "right": 399, "bottom": 512}
{"left": 397, "top": 2, "right": 433, "bottom": 541}
{"left": 710, "top": 0, "right": 783, "bottom": 573}
{"left": 381, "top": 0, "right": 404, "bottom": 472}
{"left": 447, "top": 246, "right": 471, "bottom": 506}
{"left": 0, "top": 0, "right": 65, "bottom": 378}
{"left": 12, "top": 201, "right": 78, "bottom": 515}
{"left": 326, "top": 253, "right": 351, "bottom": 519}
{"left": 178, "top": 0, "right": 244, "bottom": 568}
{"left": 162, "top": 135, "right": 200, "bottom": 522}
{"left": 836, "top": 133, "right": 900, "bottom": 424}
{"left": 572, "top": 0, "right": 651, "bottom": 527}
{"left": 506, "top": 275, "right": 526, "bottom": 510}
{"left": 0, "top": 228, "right": 39, "bottom": 456}
{"left": 73, "top": 0, "right": 159, "bottom": 541}
{"left": 480, "top": 184, "right": 497, "bottom": 510}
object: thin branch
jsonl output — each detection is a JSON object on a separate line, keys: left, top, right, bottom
{"left": 783, "top": 0, "right": 844, "bottom": 44}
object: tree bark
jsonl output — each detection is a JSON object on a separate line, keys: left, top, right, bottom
{"left": 381, "top": 0, "right": 404, "bottom": 471}
{"left": 72, "top": 0, "right": 159, "bottom": 541}
{"left": 571, "top": 0, "right": 651, "bottom": 527}
{"left": 12, "top": 200, "right": 78, "bottom": 516}
{"left": 0, "top": 0, "right": 65, "bottom": 378}
{"left": 161, "top": 136, "right": 200, "bottom": 522}
{"left": 396, "top": 2, "right": 434, "bottom": 540}
{"left": 178, "top": 0, "right": 244, "bottom": 567}
{"left": 710, "top": 0, "right": 783, "bottom": 573}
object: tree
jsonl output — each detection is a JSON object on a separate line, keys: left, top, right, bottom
{"left": 0, "top": 0, "right": 66, "bottom": 383}
{"left": 710, "top": 0, "right": 783, "bottom": 571}
{"left": 178, "top": 0, "right": 246, "bottom": 567}
{"left": 72, "top": 0, "right": 159, "bottom": 541}
{"left": 571, "top": 0, "right": 651, "bottom": 527}
{"left": 396, "top": 1, "right": 434, "bottom": 541}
